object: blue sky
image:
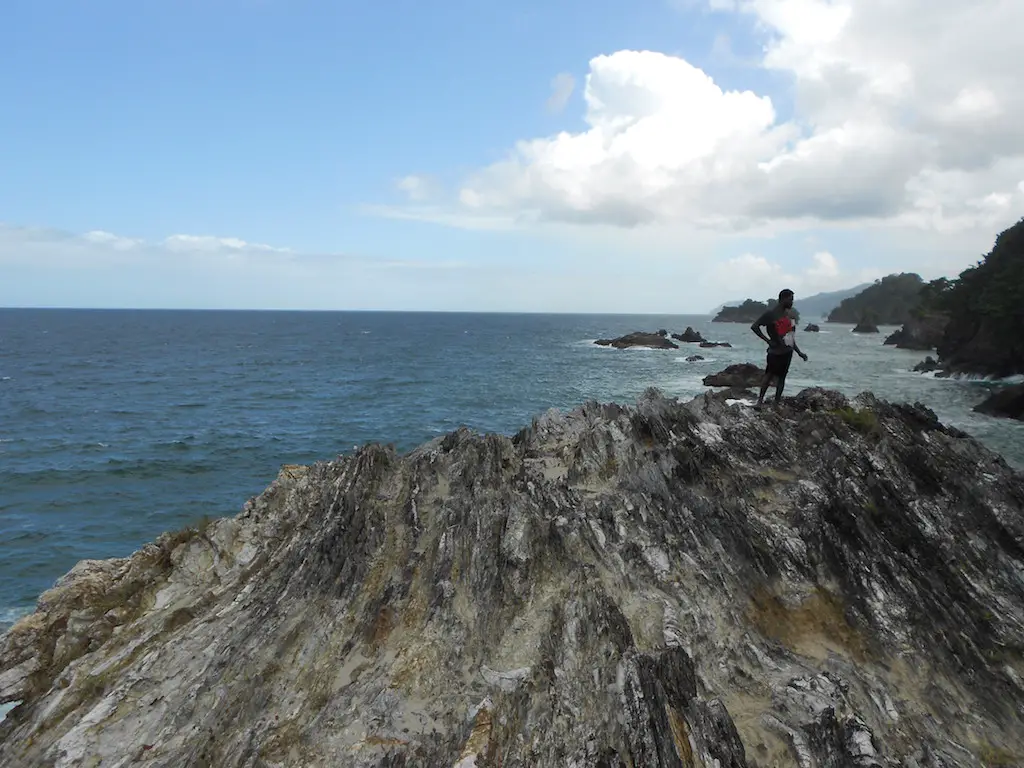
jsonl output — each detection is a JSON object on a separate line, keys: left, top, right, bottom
{"left": 2, "top": 0, "right": 1021, "bottom": 311}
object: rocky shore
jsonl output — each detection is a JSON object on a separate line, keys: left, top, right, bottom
{"left": 3, "top": 388, "right": 1023, "bottom": 767}
{"left": 884, "top": 312, "right": 948, "bottom": 352}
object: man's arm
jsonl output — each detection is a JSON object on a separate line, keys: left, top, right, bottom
{"left": 750, "top": 312, "right": 771, "bottom": 344}
{"left": 793, "top": 339, "right": 808, "bottom": 360}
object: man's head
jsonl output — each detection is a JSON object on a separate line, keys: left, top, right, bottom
{"left": 778, "top": 289, "right": 795, "bottom": 309}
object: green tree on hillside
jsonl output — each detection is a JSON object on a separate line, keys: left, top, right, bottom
{"left": 713, "top": 298, "right": 800, "bottom": 323}
{"left": 826, "top": 273, "right": 925, "bottom": 324}
{"left": 935, "top": 218, "right": 1024, "bottom": 376}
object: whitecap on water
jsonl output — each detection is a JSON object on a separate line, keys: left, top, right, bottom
{"left": 0, "top": 701, "right": 21, "bottom": 724}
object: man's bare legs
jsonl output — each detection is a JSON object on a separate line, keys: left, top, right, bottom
{"left": 757, "top": 372, "right": 774, "bottom": 406}
{"left": 757, "top": 372, "right": 787, "bottom": 406}
{"left": 775, "top": 374, "right": 787, "bottom": 402}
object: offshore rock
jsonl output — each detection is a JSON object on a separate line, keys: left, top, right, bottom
{"left": 703, "top": 363, "right": 763, "bottom": 387}
{"left": 595, "top": 332, "right": 679, "bottom": 350}
{"left": 804, "top": 324, "right": 821, "bottom": 333}
{"left": 883, "top": 313, "right": 948, "bottom": 352}
{"left": 2, "top": 388, "right": 1024, "bottom": 767}
{"left": 852, "top": 322, "right": 880, "bottom": 334}
{"left": 672, "top": 327, "right": 707, "bottom": 344}
{"left": 974, "top": 383, "right": 1024, "bottom": 422}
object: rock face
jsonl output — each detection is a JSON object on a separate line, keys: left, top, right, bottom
{"left": 3, "top": 389, "right": 1024, "bottom": 768}
{"left": 672, "top": 327, "right": 707, "bottom": 344}
{"left": 852, "top": 322, "right": 880, "bottom": 334}
{"left": 913, "top": 356, "right": 941, "bottom": 373}
{"left": 702, "top": 363, "right": 764, "bottom": 388}
{"left": 804, "top": 324, "right": 821, "bottom": 333}
{"left": 974, "top": 383, "right": 1024, "bottom": 421}
{"left": 595, "top": 332, "right": 679, "bottom": 350}
{"left": 884, "top": 313, "right": 949, "bottom": 351}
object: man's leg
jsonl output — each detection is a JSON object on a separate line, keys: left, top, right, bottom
{"left": 757, "top": 372, "right": 773, "bottom": 404}
{"left": 773, "top": 354, "right": 793, "bottom": 402}
{"left": 774, "top": 374, "right": 787, "bottom": 402}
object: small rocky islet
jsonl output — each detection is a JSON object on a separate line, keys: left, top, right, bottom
{"left": 595, "top": 327, "right": 732, "bottom": 350}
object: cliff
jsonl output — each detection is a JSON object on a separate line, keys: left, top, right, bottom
{"left": 884, "top": 312, "right": 949, "bottom": 351}
{"left": 3, "top": 389, "right": 1024, "bottom": 767}
{"left": 826, "top": 274, "right": 924, "bottom": 325}
{"left": 935, "top": 218, "right": 1024, "bottom": 378}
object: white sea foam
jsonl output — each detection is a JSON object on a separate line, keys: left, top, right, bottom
{"left": 1, "top": 606, "right": 32, "bottom": 628}
{"left": 0, "top": 700, "right": 21, "bottom": 725}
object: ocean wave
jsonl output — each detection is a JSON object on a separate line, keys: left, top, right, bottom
{"left": 0, "top": 606, "right": 32, "bottom": 626}
{"left": 5, "top": 457, "right": 217, "bottom": 484}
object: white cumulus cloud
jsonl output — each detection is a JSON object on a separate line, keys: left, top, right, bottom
{"left": 409, "top": 0, "right": 1024, "bottom": 236}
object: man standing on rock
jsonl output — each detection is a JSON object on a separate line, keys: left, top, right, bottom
{"left": 751, "top": 289, "right": 808, "bottom": 406}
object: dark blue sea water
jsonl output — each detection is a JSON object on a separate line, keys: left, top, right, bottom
{"left": 2, "top": 309, "right": 1022, "bottom": 630}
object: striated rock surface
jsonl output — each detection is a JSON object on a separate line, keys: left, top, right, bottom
{"left": 596, "top": 332, "right": 679, "bottom": 350}
{"left": 703, "top": 363, "right": 763, "bottom": 388}
{"left": 3, "top": 389, "right": 1024, "bottom": 767}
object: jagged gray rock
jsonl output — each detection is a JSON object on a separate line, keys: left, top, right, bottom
{"left": 2, "top": 388, "right": 1024, "bottom": 767}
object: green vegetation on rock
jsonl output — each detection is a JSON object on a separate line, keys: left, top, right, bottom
{"left": 826, "top": 273, "right": 925, "bottom": 325}
{"left": 713, "top": 298, "right": 799, "bottom": 323}
{"left": 932, "top": 218, "right": 1024, "bottom": 377}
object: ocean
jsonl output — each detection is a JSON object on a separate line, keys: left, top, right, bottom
{"left": 1, "top": 308, "right": 1022, "bottom": 631}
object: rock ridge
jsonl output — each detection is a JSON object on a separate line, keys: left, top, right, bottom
{"left": 2, "top": 388, "right": 1023, "bottom": 767}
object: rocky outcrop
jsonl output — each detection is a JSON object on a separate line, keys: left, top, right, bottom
{"left": 884, "top": 313, "right": 949, "bottom": 351}
{"left": 685, "top": 355, "right": 705, "bottom": 362}
{"left": 672, "top": 327, "right": 707, "bottom": 344}
{"left": 974, "top": 384, "right": 1024, "bottom": 421}
{"left": 804, "top": 324, "right": 821, "bottom": 333}
{"left": 852, "top": 321, "right": 879, "bottom": 334}
{"left": 933, "top": 219, "right": 1024, "bottom": 378}
{"left": 3, "top": 389, "right": 1024, "bottom": 767}
{"left": 913, "top": 356, "right": 941, "bottom": 374}
{"left": 702, "top": 363, "right": 763, "bottom": 387}
{"left": 715, "top": 300, "right": 798, "bottom": 323}
{"left": 595, "top": 332, "right": 679, "bottom": 350}
{"left": 700, "top": 341, "right": 733, "bottom": 349}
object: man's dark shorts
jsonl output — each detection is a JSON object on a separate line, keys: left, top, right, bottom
{"left": 766, "top": 350, "right": 793, "bottom": 378}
